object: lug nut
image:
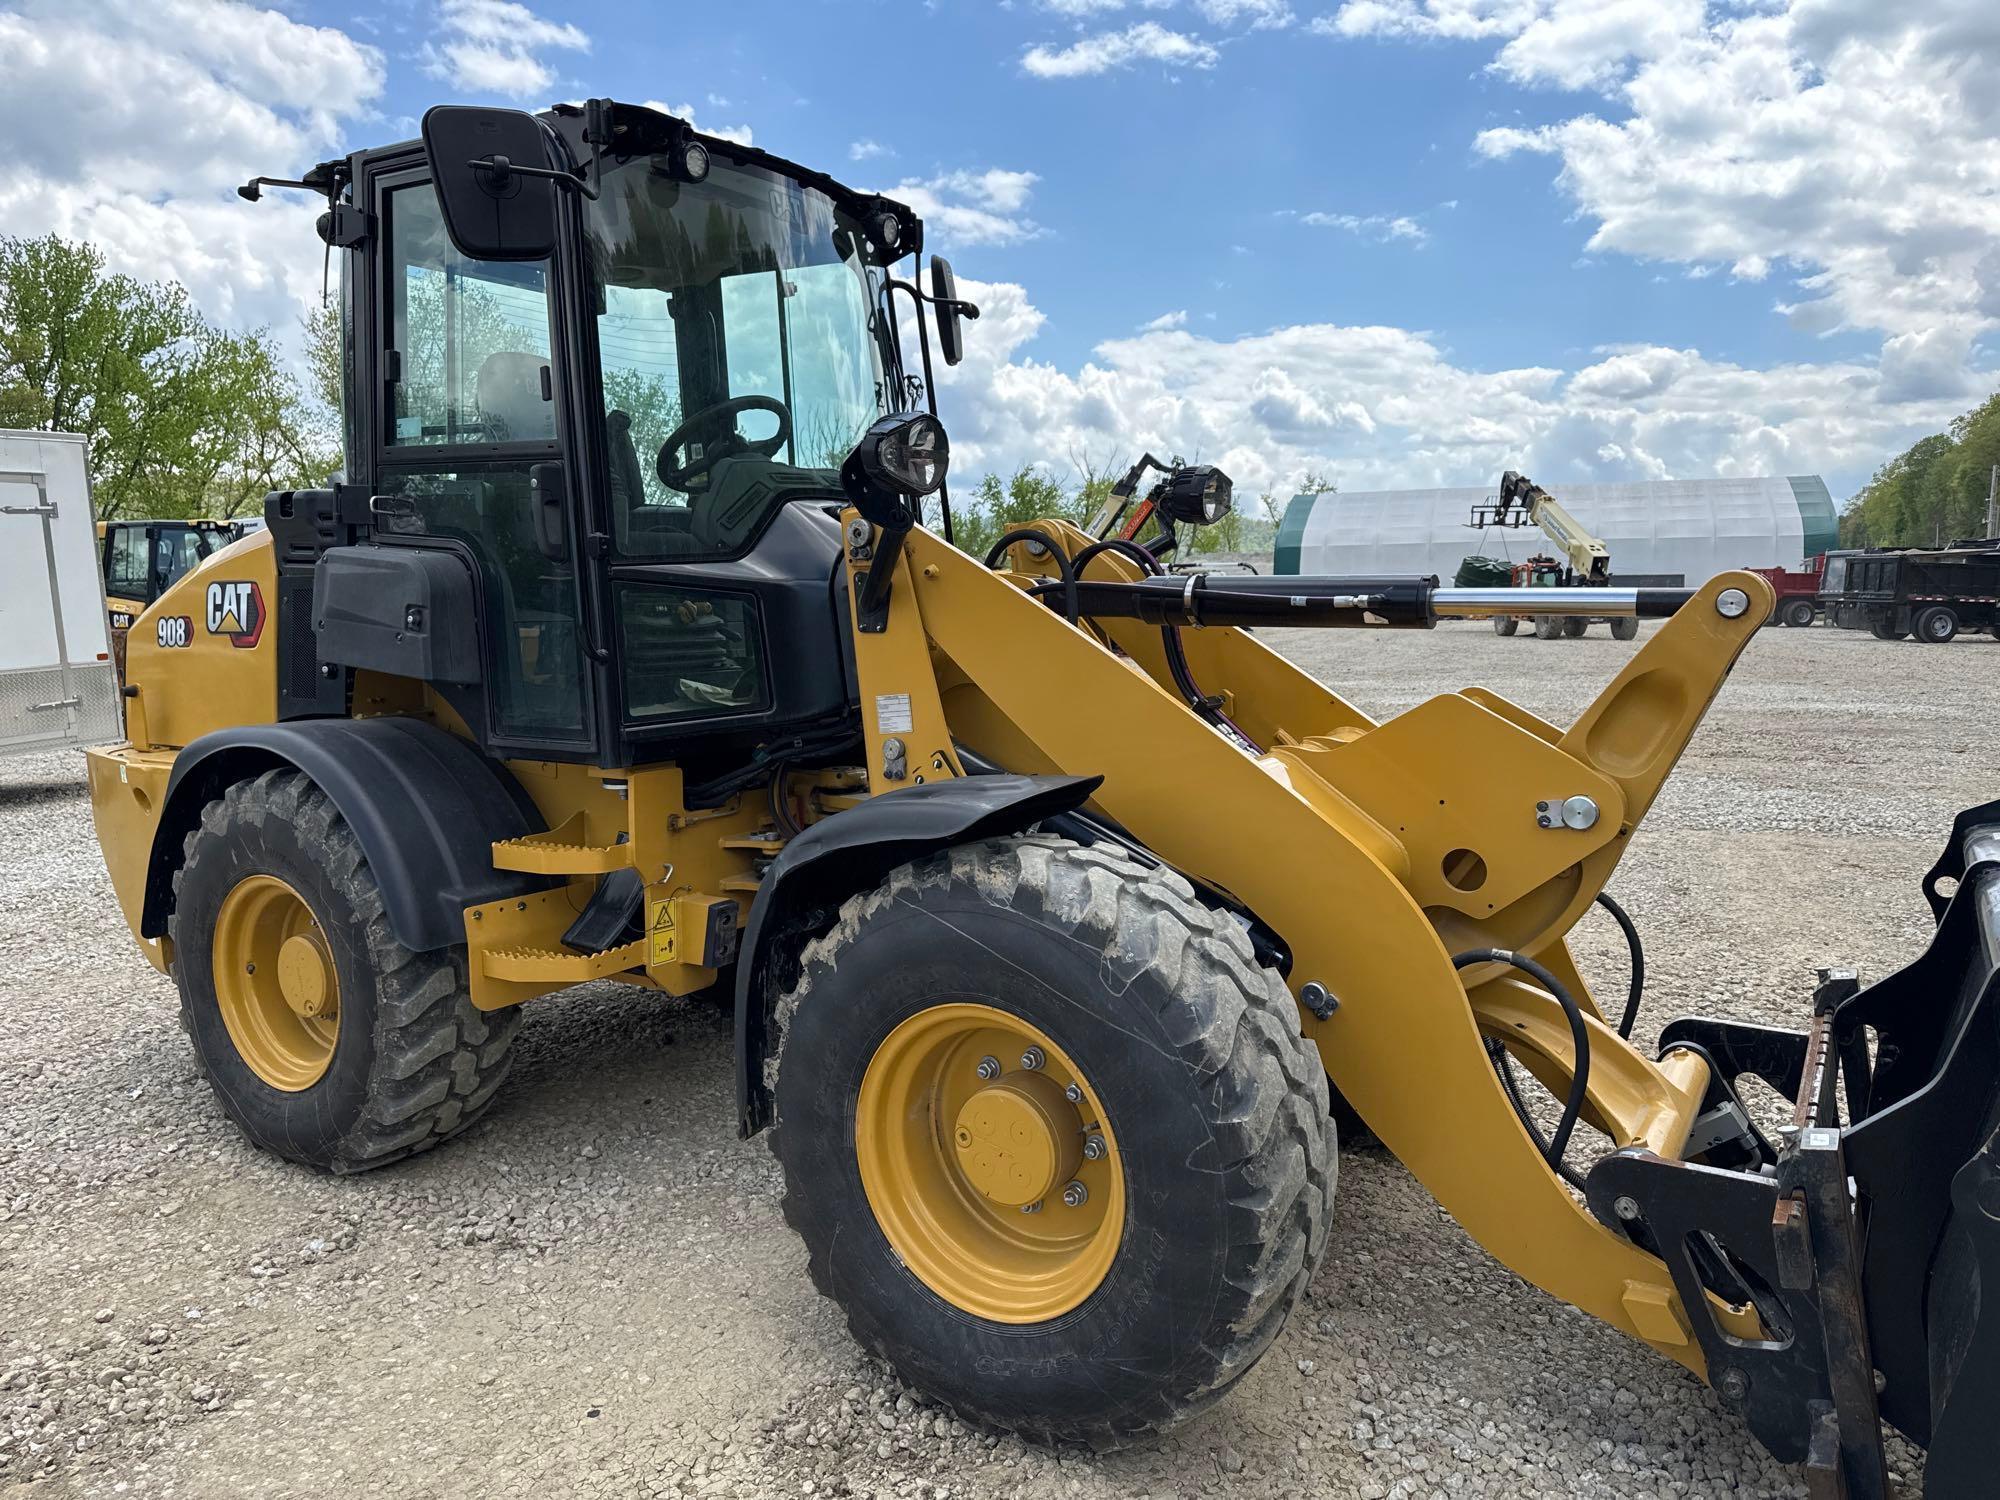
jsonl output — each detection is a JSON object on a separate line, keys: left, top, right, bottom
{"left": 1082, "top": 1135, "right": 1107, "bottom": 1161}
{"left": 1020, "top": 1046, "right": 1045, "bottom": 1071}
{"left": 1063, "top": 1083, "right": 1084, "bottom": 1104}
{"left": 1061, "top": 1181, "right": 1089, "bottom": 1208}
{"left": 975, "top": 1056, "right": 1001, "bottom": 1081}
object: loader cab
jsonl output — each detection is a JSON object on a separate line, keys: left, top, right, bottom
{"left": 306, "top": 101, "right": 957, "bottom": 775}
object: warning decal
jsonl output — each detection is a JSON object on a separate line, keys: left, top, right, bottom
{"left": 647, "top": 897, "right": 677, "bottom": 967}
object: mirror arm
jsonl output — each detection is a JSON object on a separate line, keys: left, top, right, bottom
{"left": 468, "top": 155, "right": 599, "bottom": 201}
{"left": 881, "top": 277, "right": 954, "bottom": 546}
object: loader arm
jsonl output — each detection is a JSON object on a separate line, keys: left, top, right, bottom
{"left": 845, "top": 515, "right": 1772, "bottom": 1378}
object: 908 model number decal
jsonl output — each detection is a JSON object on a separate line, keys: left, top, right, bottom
{"left": 156, "top": 615, "right": 193, "bottom": 649}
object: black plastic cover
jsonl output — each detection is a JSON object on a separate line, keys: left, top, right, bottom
{"left": 315, "top": 544, "right": 482, "bottom": 685}
{"left": 146, "top": 716, "right": 547, "bottom": 952}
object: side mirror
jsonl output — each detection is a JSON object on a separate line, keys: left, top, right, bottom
{"left": 928, "top": 256, "right": 979, "bottom": 367}
{"left": 420, "top": 106, "right": 559, "bottom": 262}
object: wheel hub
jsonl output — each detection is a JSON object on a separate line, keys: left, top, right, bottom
{"left": 855, "top": 1002, "right": 1124, "bottom": 1323}
{"left": 210, "top": 875, "right": 340, "bottom": 1092}
{"left": 953, "top": 1073, "right": 1080, "bottom": 1207}
{"left": 277, "top": 933, "right": 334, "bottom": 1020}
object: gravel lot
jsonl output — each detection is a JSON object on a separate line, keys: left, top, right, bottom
{"left": 5, "top": 616, "right": 1994, "bottom": 1499}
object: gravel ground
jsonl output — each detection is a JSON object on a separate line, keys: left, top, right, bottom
{"left": 5, "top": 616, "right": 1995, "bottom": 1499}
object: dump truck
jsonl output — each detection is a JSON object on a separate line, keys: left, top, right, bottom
{"left": 1821, "top": 541, "right": 2000, "bottom": 642}
{"left": 1, "top": 431, "right": 122, "bottom": 762}
{"left": 85, "top": 101, "right": 2000, "bottom": 1498}
{"left": 1747, "top": 554, "right": 1825, "bottom": 628}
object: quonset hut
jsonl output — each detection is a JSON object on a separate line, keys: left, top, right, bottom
{"left": 1274, "top": 475, "right": 1837, "bottom": 582}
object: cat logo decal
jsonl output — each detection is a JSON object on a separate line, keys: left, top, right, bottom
{"left": 204, "top": 579, "right": 266, "bottom": 649}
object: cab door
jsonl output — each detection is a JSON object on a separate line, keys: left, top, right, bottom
{"left": 357, "top": 155, "right": 597, "bottom": 756}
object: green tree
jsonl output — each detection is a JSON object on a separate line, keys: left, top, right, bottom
{"left": 1840, "top": 391, "right": 2000, "bottom": 547}
{"left": 0, "top": 234, "right": 327, "bottom": 518}
{"left": 954, "top": 466, "right": 1095, "bottom": 558}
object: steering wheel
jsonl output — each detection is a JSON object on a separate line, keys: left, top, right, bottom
{"left": 656, "top": 395, "right": 793, "bottom": 490}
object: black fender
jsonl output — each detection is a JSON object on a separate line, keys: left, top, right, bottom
{"left": 733, "top": 772, "right": 1103, "bottom": 1136}
{"left": 143, "top": 717, "right": 548, "bottom": 953}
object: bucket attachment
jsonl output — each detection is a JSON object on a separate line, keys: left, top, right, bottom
{"left": 1582, "top": 800, "right": 2000, "bottom": 1500}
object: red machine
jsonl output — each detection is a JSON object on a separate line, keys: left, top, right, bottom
{"left": 1748, "top": 554, "right": 1825, "bottom": 627}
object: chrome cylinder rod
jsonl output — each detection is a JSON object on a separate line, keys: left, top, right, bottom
{"left": 1433, "top": 587, "right": 1694, "bottom": 619}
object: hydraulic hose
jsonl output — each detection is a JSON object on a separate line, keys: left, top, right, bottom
{"left": 985, "top": 528, "right": 1078, "bottom": 622}
{"left": 768, "top": 760, "right": 803, "bottom": 840}
{"left": 1454, "top": 948, "right": 1592, "bottom": 1183}
{"left": 1594, "top": 890, "right": 1647, "bottom": 1039}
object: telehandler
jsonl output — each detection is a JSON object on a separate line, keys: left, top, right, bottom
{"left": 87, "top": 101, "right": 1999, "bottom": 1496}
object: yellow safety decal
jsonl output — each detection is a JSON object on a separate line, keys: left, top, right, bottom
{"left": 648, "top": 897, "right": 677, "bottom": 966}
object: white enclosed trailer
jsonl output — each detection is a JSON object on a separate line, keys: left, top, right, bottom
{"left": 0, "top": 431, "right": 121, "bottom": 760}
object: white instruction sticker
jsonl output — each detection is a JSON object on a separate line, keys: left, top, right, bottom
{"left": 875, "top": 693, "right": 915, "bottom": 735}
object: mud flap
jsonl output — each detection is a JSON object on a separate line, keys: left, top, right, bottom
{"left": 1585, "top": 800, "right": 2000, "bottom": 1500}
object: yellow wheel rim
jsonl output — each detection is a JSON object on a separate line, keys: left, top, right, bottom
{"left": 211, "top": 875, "right": 340, "bottom": 1092}
{"left": 855, "top": 1003, "right": 1124, "bottom": 1323}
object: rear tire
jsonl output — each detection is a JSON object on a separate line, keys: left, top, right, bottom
{"left": 1915, "top": 606, "right": 1959, "bottom": 643}
{"left": 1610, "top": 616, "right": 1639, "bottom": 641}
{"left": 1781, "top": 599, "right": 1816, "bottom": 628}
{"left": 768, "top": 835, "right": 1334, "bottom": 1446}
{"left": 1493, "top": 616, "right": 1518, "bottom": 637}
{"left": 1561, "top": 616, "right": 1587, "bottom": 638}
{"left": 170, "top": 770, "right": 522, "bottom": 1173}
{"left": 1533, "top": 615, "right": 1563, "bottom": 640}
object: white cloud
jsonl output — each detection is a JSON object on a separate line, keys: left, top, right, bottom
{"left": 423, "top": 0, "right": 588, "bottom": 101}
{"left": 1296, "top": 210, "right": 1429, "bottom": 244}
{"left": 890, "top": 169, "right": 1043, "bottom": 247}
{"left": 0, "top": 0, "right": 383, "bottom": 334}
{"left": 1140, "top": 310, "right": 1189, "bottom": 331}
{"left": 1339, "top": 0, "right": 2000, "bottom": 409}
{"left": 644, "top": 101, "right": 755, "bottom": 147}
{"left": 924, "top": 277, "right": 1968, "bottom": 500}
{"left": 849, "top": 139, "right": 893, "bottom": 161}
{"left": 1022, "top": 21, "right": 1220, "bottom": 77}
{"left": 1314, "top": 0, "right": 1538, "bottom": 42}
{"left": 1195, "top": 0, "right": 1294, "bottom": 28}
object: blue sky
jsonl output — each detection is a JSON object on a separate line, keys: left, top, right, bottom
{"left": 6, "top": 0, "right": 1998, "bottom": 502}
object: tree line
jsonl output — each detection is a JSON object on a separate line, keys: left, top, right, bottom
{"left": 1839, "top": 389, "right": 2000, "bottom": 548}
{"left": 0, "top": 235, "right": 339, "bottom": 519}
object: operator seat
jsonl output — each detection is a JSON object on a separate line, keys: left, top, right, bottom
{"left": 474, "top": 352, "right": 555, "bottom": 442}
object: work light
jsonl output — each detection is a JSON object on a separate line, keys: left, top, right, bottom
{"left": 850, "top": 413, "right": 950, "bottom": 499}
{"left": 1157, "top": 465, "right": 1232, "bottom": 526}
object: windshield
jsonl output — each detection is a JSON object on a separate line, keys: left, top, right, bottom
{"left": 585, "top": 154, "right": 897, "bottom": 558}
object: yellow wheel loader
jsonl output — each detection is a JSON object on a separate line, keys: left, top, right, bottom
{"left": 87, "top": 101, "right": 2000, "bottom": 1492}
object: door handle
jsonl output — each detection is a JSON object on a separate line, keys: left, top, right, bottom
{"left": 530, "top": 462, "right": 567, "bottom": 561}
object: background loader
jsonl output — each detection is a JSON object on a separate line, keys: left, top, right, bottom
{"left": 86, "top": 99, "right": 2000, "bottom": 1495}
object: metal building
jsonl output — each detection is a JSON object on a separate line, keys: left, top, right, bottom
{"left": 1275, "top": 475, "right": 1837, "bottom": 582}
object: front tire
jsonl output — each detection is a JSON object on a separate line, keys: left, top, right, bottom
{"left": 768, "top": 835, "right": 1334, "bottom": 1445}
{"left": 170, "top": 770, "right": 522, "bottom": 1173}
{"left": 1610, "top": 616, "right": 1639, "bottom": 641}
{"left": 1493, "top": 616, "right": 1518, "bottom": 637}
{"left": 1561, "top": 616, "right": 1588, "bottom": 638}
{"left": 1533, "top": 614, "right": 1563, "bottom": 640}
